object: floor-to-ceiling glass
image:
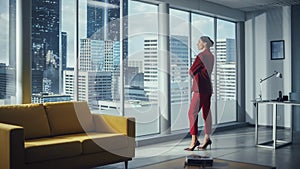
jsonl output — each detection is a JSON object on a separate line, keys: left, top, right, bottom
{"left": 191, "top": 14, "right": 216, "bottom": 129}
{"left": 216, "top": 19, "right": 237, "bottom": 123}
{"left": 170, "top": 9, "right": 190, "bottom": 131}
{"left": 0, "top": 0, "right": 16, "bottom": 105}
{"left": 75, "top": 0, "right": 122, "bottom": 113}
{"left": 125, "top": 1, "right": 159, "bottom": 136}
{"left": 31, "top": 0, "right": 61, "bottom": 102}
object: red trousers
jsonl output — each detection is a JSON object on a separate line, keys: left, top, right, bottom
{"left": 188, "top": 92, "right": 212, "bottom": 135}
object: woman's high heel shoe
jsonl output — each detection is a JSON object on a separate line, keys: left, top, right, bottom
{"left": 198, "top": 139, "right": 212, "bottom": 150}
{"left": 184, "top": 140, "right": 200, "bottom": 151}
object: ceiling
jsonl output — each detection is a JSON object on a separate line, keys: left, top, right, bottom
{"left": 204, "top": 0, "right": 300, "bottom": 12}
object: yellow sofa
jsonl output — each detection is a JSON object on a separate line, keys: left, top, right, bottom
{"left": 0, "top": 101, "right": 135, "bottom": 169}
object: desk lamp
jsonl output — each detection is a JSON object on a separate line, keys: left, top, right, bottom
{"left": 258, "top": 71, "right": 282, "bottom": 100}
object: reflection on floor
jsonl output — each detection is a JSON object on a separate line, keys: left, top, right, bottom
{"left": 94, "top": 126, "right": 300, "bottom": 169}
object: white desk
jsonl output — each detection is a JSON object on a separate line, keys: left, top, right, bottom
{"left": 252, "top": 100, "right": 300, "bottom": 149}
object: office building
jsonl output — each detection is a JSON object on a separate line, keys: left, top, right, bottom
{"left": 215, "top": 39, "right": 237, "bottom": 100}
{"left": 87, "top": 0, "right": 128, "bottom": 41}
{"left": 170, "top": 35, "right": 189, "bottom": 103}
{"left": 0, "top": 64, "right": 15, "bottom": 100}
{"left": 31, "top": 93, "right": 72, "bottom": 103}
{"left": 60, "top": 32, "right": 67, "bottom": 93}
{"left": 80, "top": 39, "right": 105, "bottom": 71}
{"left": 63, "top": 69, "right": 112, "bottom": 109}
{"left": 79, "top": 39, "right": 120, "bottom": 101}
{"left": 143, "top": 36, "right": 189, "bottom": 103}
{"left": 128, "top": 60, "right": 143, "bottom": 73}
{"left": 31, "top": 0, "right": 60, "bottom": 94}
{"left": 87, "top": 0, "right": 128, "bottom": 74}
{"left": 143, "top": 38, "right": 158, "bottom": 102}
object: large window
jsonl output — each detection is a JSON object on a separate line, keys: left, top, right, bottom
{"left": 31, "top": 0, "right": 73, "bottom": 103}
{"left": 31, "top": 0, "right": 61, "bottom": 98}
{"left": 216, "top": 19, "right": 237, "bottom": 123}
{"left": 126, "top": 1, "right": 159, "bottom": 136}
{"left": 191, "top": 14, "right": 216, "bottom": 128}
{"left": 77, "top": 0, "right": 122, "bottom": 112}
{"left": 0, "top": 0, "right": 16, "bottom": 105}
{"left": 170, "top": 9, "right": 190, "bottom": 131}
{"left": 2, "top": 0, "right": 238, "bottom": 136}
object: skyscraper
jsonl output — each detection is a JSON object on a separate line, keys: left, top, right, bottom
{"left": 32, "top": 0, "right": 60, "bottom": 94}
{"left": 143, "top": 38, "right": 158, "bottom": 101}
{"left": 143, "top": 36, "right": 189, "bottom": 103}
{"left": 170, "top": 35, "right": 189, "bottom": 103}
{"left": 87, "top": 0, "right": 128, "bottom": 41}
{"left": 0, "top": 63, "right": 16, "bottom": 101}
{"left": 61, "top": 32, "right": 67, "bottom": 71}
{"left": 87, "top": 0, "right": 105, "bottom": 39}
{"left": 87, "top": 0, "right": 128, "bottom": 70}
{"left": 215, "top": 38, "right": 236, "bottom": 100}
{"left": 60, "top": 32, "right": 67, "bottom": 93}
{"left": 63, "top": 69, "right": 112, "bottom": 109}
{"left": 80, "top": 39, "right": 105, "bottom": 71}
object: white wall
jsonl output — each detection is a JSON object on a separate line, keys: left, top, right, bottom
{"left": 245, "top": 7, "right": 292, "bottom": 127}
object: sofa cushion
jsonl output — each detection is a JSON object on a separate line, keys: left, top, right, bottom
{"left": 44, "top": 101, "right": 95, "bottom": 136}
{"left": 25, "top": 137, "right": 82, "bottom": 163}
{"left": 57, "top": 132, "right": 129, "bottom": 154}
{"left": 0, "top": 103, "right": 51, "bottom": 139}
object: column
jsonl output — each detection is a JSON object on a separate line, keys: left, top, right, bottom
{"left": 237, "top": 21, "right": 245, "bottom": 122}
{"left": 158, "top": 3, "right": 171, "bottom": 134}
{"left": 292, "top": 4, "right": 300, "bottom": 142}
{"left": 16, "top": 0, "right": 32, "bottom": 104}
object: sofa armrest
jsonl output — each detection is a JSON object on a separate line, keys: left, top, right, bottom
{"left": 0, "top": 123, "right": 25, "bottom": 169}
{"left": 92, "top": 114, "right": 135, "bottom": 138}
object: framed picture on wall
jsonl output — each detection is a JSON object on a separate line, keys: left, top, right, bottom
{"left": 271, "top": 40, "right": 285, "bottom": 60}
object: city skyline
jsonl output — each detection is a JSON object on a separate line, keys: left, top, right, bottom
{"left": 0, "top": 1, "right": 235, "bottom": 65}
{"left": 0, "top": 0, "right": 237, "bottom": 105}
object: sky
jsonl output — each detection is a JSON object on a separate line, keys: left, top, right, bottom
{"left": 0, "top": 0, "right": 9, "bottom": 64}
{"left": 0, "top": 0, "right": 235, "bottom": 66}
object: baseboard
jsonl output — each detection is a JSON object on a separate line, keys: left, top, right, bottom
{"left": 248, "top": 123, "right": 291, "bottom": 130}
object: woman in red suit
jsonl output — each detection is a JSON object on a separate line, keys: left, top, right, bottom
{"left": 184, "top": 36, "right": 214, "bottom": 151}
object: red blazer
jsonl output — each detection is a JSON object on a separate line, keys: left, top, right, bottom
{"left": 189, "top": 49, "right": 214, "bottom": 94}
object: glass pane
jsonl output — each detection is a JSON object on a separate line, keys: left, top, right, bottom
{"left": 125, "top": 1, "right": 159, "bottom": 136}
{"left": 61, "top": 0, "right": 76, "bottom": 103}
{"left": 31, "top": 0, "right": 72, "bottom": 103}
{"left": 170, "top": 9, "right": 190, "bottom": 131}
{"left": 216, "top": 19, "right": 237, "bottom": 123}
{"left": 61, "top": 0, "right": 123, "bottom": 113}
{"left": 191, "top": 14, "right": 216, "bottom": 128}
{"left": 0, "top": 0, "right": 16, "bottom": 105}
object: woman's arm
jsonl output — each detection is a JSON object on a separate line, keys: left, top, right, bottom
{"left": 189, "top": 56, "right": 204, "bottom": 76}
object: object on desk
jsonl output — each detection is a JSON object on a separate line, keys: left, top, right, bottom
{"left": 283, "top": 95, "right": 288, "bottom": 101}
{"left": 258, "top": 70, "right": 282, "bottom": 100}
{"left": 279, "top": 91, "right": 282, "bottom": 99}
{"left": 185, "top": 154, "right": 213, "bottom": 167}
{"left": 277, "top": 91, "right": 283, "bottom": 101}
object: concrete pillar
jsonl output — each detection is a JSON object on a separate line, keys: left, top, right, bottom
{"left": 16, "top": 0, "right": 32, "bottom": 104}
{"left": 237, "top": 22, "right": 245, "bottom": 122}
{"left": 158, "top": 3, "right": 171, "bottom": 134}
{"left": 291, "top": 4, "right": 300, "bottom": 142}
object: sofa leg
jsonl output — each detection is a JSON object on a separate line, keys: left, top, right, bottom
{"left": 124, "top": 161, "right": 128, "bottom": 169}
